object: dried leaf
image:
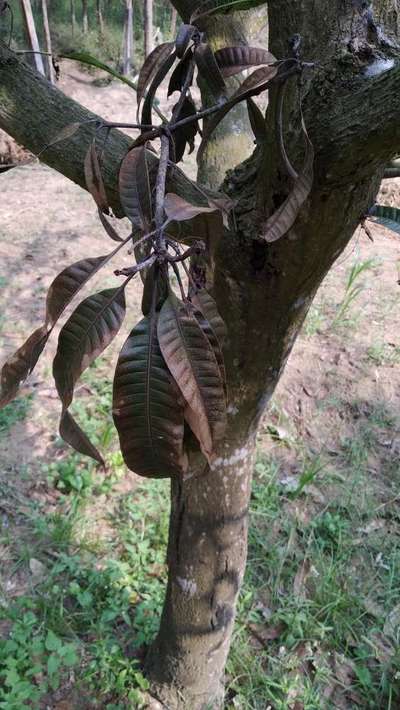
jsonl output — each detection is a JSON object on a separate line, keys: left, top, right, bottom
{"left": 247, "top": 98, "right": 267, "bottom": 143}
{"left": 53, "top": 288, "right": 126, "bottom": 462}
{"left": 97, "top": 208, "right": 123, "bottom": 242}
{"left": 194, "top": 42, "right": 227, "bottom": 102}
{"left": 171, "top": 96, "right": 199, "bottom": 163}
{"left": 84, "top": 140, "right": 109, "bottom": 213}
{"left": 60, "top": 410, "right": 104, "bottom": 465}
{"left": 168, "top": 50, "right": 194, "bottom": 96}
{"left": 45, "top": 122, "right": 82, "bottom": 151}
{"left": 191, "top": 289, "right": 227, "bottom": 343}
{"left": 119, "top": 146, "right": 153, "bottom": 231}
{"left": 157, "top": 293, "right": 226, "bottom": 461}
{"left": 164, "top": 193, "right": 218, "bottom": 223}
{"left": 175, "top": 24, "right": 197, "bottom": 58}
{"left": 113, "top": 316, "right": 187, "bottom": 478}
{"left": 141, "top": 51, "right": 177, "bottom": 127}
{"left": 0, "top": 254, "right": 113, "bottom": 408}
{"left": 136, "top": 42, "right": 175, "bottom": 118}
{"left": 214, "top": 45, "right": 276, "bottom": 78}
{"left": 262, "top": 118, "right": 314, "bottom": 243}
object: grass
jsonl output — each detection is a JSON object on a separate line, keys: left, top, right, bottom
{"left": 0, "top": 257, "right": 399, "bottom": 707}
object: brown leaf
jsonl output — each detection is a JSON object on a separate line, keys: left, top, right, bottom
{"left": 191, "top": 289, "right": 227, "bottom": 344}
{"left": 214, "top": 45, "right": 276, "bottom": 78}
{"left": 293, "top": 558, "right": 311, "bottom": 599}
{"left": 84, "top": 140, "right": 109, "bottom": 213}
{"left": 157, "top": 294, "right": 226, "bottom": 461}
{"left": 113, "top": 315, "right": 187, "bottom": 478}
{"left": 119, "top": 146, "right": 153, "bottom": 231}
{"left": 97, "top": 208, "right": 123, "bottom": 242}
{"left": 168, "top": 50, "right": 194, "bottom": 96}
{"left": 164, "top": 193, "right": 218, "bottom": 223}
{"left": 175, "top": 24, "right": 196, "bottom": 58}
{"left": 194, "top": 42, "right": 227, "bottom": 102}
{"left": 0, "top": 254, "right": 113, "bottom": 408}
{"left": 262, "top": 118, "right": 314, "bottom": 243}
{"left": 44, "top": 122, "right": 82, "bottom": 151}
{"left": 136, "top": 42, "right": 175, "bottom": 118}
{"left": 60, "top": 410, "right": 104, "bottom": 466}
{"left": 171, "top": 96, "right": 198, "bottom": 163}
{"left": 53, "top": 288, "right": 126, "bottom": 462}
{"left": 141, "top": 51, "right": 177, "bottom": 127}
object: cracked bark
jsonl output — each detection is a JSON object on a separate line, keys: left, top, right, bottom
{"left": 1, "top": 0, "right": 400, "bottom": 706}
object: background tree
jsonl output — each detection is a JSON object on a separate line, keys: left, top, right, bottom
{"left": 0, "top": 0, "right": 400, "bottom": 708}
{"left": 20, "top": 0, "right": 45, "bottom": 74}
{"left": 144, "top": 0, "right": 153, "bottom": 56}
{"left": 122, "top": 0, "right": 134, "bottom": 76}
{"left": 81, "top": 0, "right": 88, "bottom": 34}
{"left": 41, "top": 0, "right": 55, "bottom": 84}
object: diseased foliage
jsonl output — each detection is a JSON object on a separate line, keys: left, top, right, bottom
{"left": 1, "top": 0, "right": 322, "bottom": 478}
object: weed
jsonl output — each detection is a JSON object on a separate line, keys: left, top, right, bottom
{"left": 0, "top": 395, "right": 32, "bottom": 437}
{"left": 331, "top": 258, "right": 378, "bottom": 329}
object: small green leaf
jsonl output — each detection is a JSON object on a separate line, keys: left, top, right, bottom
{"left": 45, "top": 630, "right": 61, "bottom": 652}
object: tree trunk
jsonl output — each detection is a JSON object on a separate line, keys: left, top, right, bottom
{"left": 144, "top": 0, "right": 153, "bottom": 57}
{"left": 96, "top": 0, "right": 104, "bottom": 36}
{"left": 122, "top": 0, "right": 134, "bottom": 77}
{"left": 41, "top": 0, "right": 55, "bottom": 84}
{"left": 20, "top": 0, "right": 45, "bottom": 75}
{"left": 146, "top": 438, "right": 255, "bottom": 709}
{"left": 1, "top": 1, "right": 400, "bottom": 706}
{"left": 70, "top": 0, "right": 76, "bottom": 37}
{"left": 82, "top": 0, "right": 88, "bottom": 34}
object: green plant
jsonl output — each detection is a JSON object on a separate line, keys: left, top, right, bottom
{"left": 331, "top": 258, "right": 378, "bottom": 328}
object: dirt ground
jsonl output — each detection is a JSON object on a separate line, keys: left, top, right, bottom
{"left": 0, "top": 63, "right": 399, "bottom": 708}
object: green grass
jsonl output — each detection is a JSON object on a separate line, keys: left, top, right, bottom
{"left": 1, "top": 289, "right": 399, "bottom": 707}
{"left": 0, "top": 396, "right": 33, "bottom": 437}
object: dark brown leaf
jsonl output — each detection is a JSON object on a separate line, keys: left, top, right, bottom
{"left": 214, "top": 46, "right": 276, "bottom": 78}
{"left": 84, "top": 140, "right": 109, "bottom": 213}
{"left": 113, "top": 315, "right": 187, "bottom": 478}
{"left": 168, "top": 49, "right": 194, "bottom": 97}
{"left": 0, "top": 327, "right": 48, "bottom": 408}
{"left": 191, "top": 289, "right": 227, "bottom": 343}
{"left": 141, "top": 263, "right": 168, "bottom": 316}
{"left": 175, "top": 23, "right": 197, "bottom": 58}
{"left": 164, "top": 193, "right": 218, "bottom": 223}
{"left": 141, "top": 51, "right": 176, "bottom": 128}
{"left": 194, "top": 42, "right": 227, "bottom": 102}
{"left": 97, "top": 208, "right": 123, "bottom": 242}
{"left": 136, "top": 42, "right": 175, "bottom": 119}
{"left": 0, "top": 253, "right": 114, "bottom": 408}
{"left": 262, "top": 118, "right": 314, "bottom": 243}
{"left": 157, "top": 293, "right": 226, "bottom": 461}
{"left": 194, "top": 309, "right": 227, "bottom": 396}
{"left": 119, "top": 146, "right": 153, "bottom": 232}
{"left": 247, "top": 98, "right": 267, "bottom": 143}
{"left": 171, "top": 96, "right": 198, "bottom": 163}
{"left": 60, "top": 410, "right": 104, "bottom": 466}
{"left": 53, "top": 288, "right": 126, "bottom": 462}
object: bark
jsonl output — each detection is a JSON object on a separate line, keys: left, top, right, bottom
{"left": 41, "top": 0, "right": 55, "bottom": 84}
{"left": 20, "top": 0, "right": 45, "bottom": 75}
{"left": 1, "top": 1, "right": 400, "bottom": 706}
{"left": 82, "top": 0, "right": 88, "bottom": 34}
{"left": 144, "top": 0, "right": 154, "bottom": 57}
{"left": 122, "top": 0, "right": 134, "bottom": 76}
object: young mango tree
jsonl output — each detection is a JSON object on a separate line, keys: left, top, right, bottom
{"left": 1, "top": 0, "right": 400, "bottom": 707}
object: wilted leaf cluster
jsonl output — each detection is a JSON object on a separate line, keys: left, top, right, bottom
{"left": 0, "top": 0, "right": 316, "bottom": 479}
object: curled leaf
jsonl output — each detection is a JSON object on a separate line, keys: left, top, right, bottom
{"left": 191, "top": 0, "right": 268, "bottom": 24}
{"left": 194, "top": 42, "right": 227, "bottom": 102}
{"left": 141, "top": 263, "right": 168, "bottom": 316}
{"left": 0, "top": 253, "right": 116, "bottom": 408}
{"left": 141, "top": 51, "right": 177, "bottom": 128}
{"left": 171, "top": 96, "right": 198, "bottom": 163}
{"left": 175, "top": 24, "right": 197, "bottom": 58}
{"left": 113, "top": 316, "right": 187, "bottom": 478}
{"left": 53, "top": 288, "right": 126, "bottom": 462}
{"left": 97, "top": 208, "right": 123, "bottom": 242}
{"left": 136, "top": 42, "right": 175, "bottom": 118}
{"left": 368, "top": 204, "right": 400, "bottom": 236}
{"left": 164, "top": 192, "right": 218, "bottom": 223}
{"left": 214, "top": 46, "right": 276, "bottom": 78}
{"left": 191, "top": 289, "right": 227, "bottom": 343}
{"left": 262, "top": 118, "right": 314, "bottom": 243}
{"left": 84, "top": 140, "right": 109, "bottom": 213}
{"left": 119, "top": 146, "right": 153, "bottom": 232}
{"left": 168, "top": 50, "right": 194, "bottom": 97}
{"left": 157, "top": 293, "right": 226, "bottom": 461}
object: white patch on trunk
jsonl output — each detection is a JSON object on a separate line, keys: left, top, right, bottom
{"left": 210, "top": 447, "right": 249, "bottom": 471}
{"left": 363, "top": 59, "right": 394, "bottom": 77}
{"left": 176, "top": 577, "right": 197, "bottom": 597}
